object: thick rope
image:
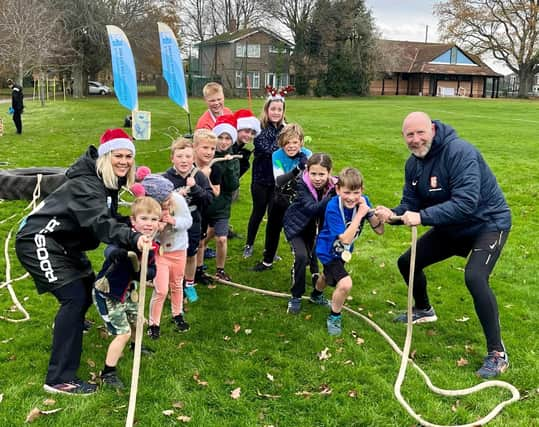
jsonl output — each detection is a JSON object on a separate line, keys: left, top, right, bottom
{"left": 0, "top": 175, "right": 43, "bottom": 323}
{"left": 126, "top": 243, "right": 150, "bottom": 427}
{"left": 211, "top": 228, "right": 520, "bottom": 426}
{"left": 0, "top": 229, "right": 30, "bottom": 322}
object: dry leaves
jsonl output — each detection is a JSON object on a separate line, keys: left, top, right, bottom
{"left": 193, "top": 372, "right": 208, "bottom": 387}
{"left": 177, "top": 415, "right": 191, "bottom": 422}
{"left": 455, "top": 316, "right": 470, "bottom": 322}
{"left": 385, "top": 299, "right": 396, "bottom": 307}
{"left": 163, "top": 410, "right": 174, "bottom": 416}
{"left": 87, "top": 359, "right": 96, "bottom": 368}
{"left": 25, "top": 407, "right": 62, "bottom": 423}
{"left": 1, "top": 338, "right": 13, "bottom": 344}
{"left": 451, "top": 400, "right": 460, "bottom": 412}
{"left": 317, "top": 347, "right": 331, "bottom": 361}
{"left": 304, "top": 314, "right": 312, "bottom": 320}
{"left": 248, "top": 348, "right": 258, "bottom": 356}
{"left": 0, "top": 394, "right": 3, "bottom": 403}
{"left": 233, "top": 324, "right": 241, "bottom": 334}
{"left": 295, "top": 390, "right": 313, "bottom": 398}
{"left": 172, "top": 401, "right": 185, "bottom": 409}
{"left": 230, "top": 387, "right": 241, "bottom": 399}
{"left": 42, "top": 399, "right": 56, "bottom": 406}
{"left": 456, "top": 357, "right": 469, "bottom": 367}
{"left": 318, "top": 384, "right": 332, "bottom": 395}
{"left": 223, "top": 336, "right": 231, "bottom": 341}
{"left": 266, "top": 373, "right": 274, "bottom": 382}
{"left": 348, "top": 389, "right": 358, "bottom": 398}
{"left": 245, "top": 329, "right": 252, "bottom": 335}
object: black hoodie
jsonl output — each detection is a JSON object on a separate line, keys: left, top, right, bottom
{"left": 16, "top": 146, "right": 141, "bottom": 293}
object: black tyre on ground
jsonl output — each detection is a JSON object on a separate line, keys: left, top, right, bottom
{"left": 0, "top": 167, "right": 67, "bottom": 200}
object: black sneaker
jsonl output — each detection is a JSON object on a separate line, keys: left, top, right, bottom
{"left": 195, "top": 269, "right": 213, "bottom": 285}
{"left": 251, "top": 261, "right": 272, "bottom": 272}
{"left": 215, "top": 269, "right": 232, "bottom": 282}
{"left": 147, "top": 324, "right": 160, "bottom": 340}
{"left": 172, "top": 314, "right": 190, "bottom": 332}
{"left": 394, "top": 306, "right": 437, "bottom": 324}
{"left": 100, "top": 371, "right": 125, "bottom": 390}
{"left": 43, "top": 379, "right": 97, "bottom": 395}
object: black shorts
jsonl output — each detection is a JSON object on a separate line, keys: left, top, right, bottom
{"left": 322, "top": 259, "right": 349, "bottom": 287}
{"left": 187, "top": 220, "right": 202, "bottom": 257}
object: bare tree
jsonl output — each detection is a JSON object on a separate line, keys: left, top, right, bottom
{"left": 435, "top": 0, "right": 539, "bottom": 97}
{"left": 0, "top": 0, "right": 64, "bottom": 86}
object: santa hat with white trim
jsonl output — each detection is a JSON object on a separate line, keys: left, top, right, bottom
{"left": 234, "top": 109, "right": 261, "bottom": 137}
{"left": 213, "top": 114, "right": 237, "bottom": 142}
{"left": 98, "top": 128, "right": 136, "bottom": 157}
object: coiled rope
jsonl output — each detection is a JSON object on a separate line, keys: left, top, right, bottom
{"left": 212, "top": 226, "right": 520, "bottom": 426}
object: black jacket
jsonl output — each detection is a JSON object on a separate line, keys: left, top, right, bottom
{"left": 16, "top": 146, "right": 141, "bottom": 292}
{"left": 11, "top": 83, "right": 24, "bottom": 112}
{"left": 393, "top": 120, "right": 511, "bottom": 237}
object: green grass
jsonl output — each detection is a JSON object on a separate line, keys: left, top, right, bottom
{"left": 0, "top": 96, "right": 538, "bottom": 426}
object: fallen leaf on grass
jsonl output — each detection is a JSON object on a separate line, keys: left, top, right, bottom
{"left": 207, "top": 284, "right": 217, "bottom": 289}
{"left": 193, "top": 372, "right": 208, "bottom": 387}
{"left": 87, "top": 359, "right": 96, "bottom": 368}
{"left": 385, "top": 300, "right": 396, "bottom": 307}
{"left": 233, "top": 324, "right": 241, "bottom": 334}
{"left": 172, "top": 401, "right": 184, "bottom": 409}
{"left": 410, "top": 349, "right": 417, "bottom": 359}
{"left": 248, "top": 349, "right": 258, "bottom": 356}
{"left": 346, "top": 296, "right": 353, "bottom": 300}
{"left": 245, "top": 329, "right": 252, "bottom": 335}
{"left": 1, "top": 338, "right": 13, "bottom": 344}
{"left": 356, "top": 337, "right": 365, "bottom": 345}
{"left": 319, "top": 384, "right": 332, "bottom": 395}
{"left": 42, "top": 399, "right": 56, "bottom": 406}
{"left": 223, "top": 336, "right": 231, "bottom": 341}
{"left": 456, "top": 357, "right": 469, "bottom": 367}
{"left": 178, "top": 342, "right": 187, "bottom": 349}
{"left": 230, "top": 387, "right": 241, "bottom": 399}
{"left": 163, "top": 410, "right": 174, "bottom": 416}
{"left": 318, "top": 347, "right": 331, "bottom": 361}
{"left": 266, "top": 373, "right": 274, "bottom": 382}
{"left": 426, "top": 329, "right": 437, "bottom": 336}
{"left": 451, "top": 400, "right": 460, "bottom": 412}
{"left": 304, "top": 314, "right": 312, "bottom": 320}
{"left": 0, "top": 394, "right": 3, "bottom": 403}
{"left": 348, "top": 389, "right": 358, "bottom": 398}
{"left": 25, "top": 407, "right": 62, "bottom": 423}
{"left": 256, "top": 390, "right": 280, "bottom": 399}
{"left": 177, "top": 415, "right": 191, "bottom": 422}
{"left": 455, "top": 316, "right": 470, "bottom": 322}
{"left": 367, "top": 312, "right": 373, "bottom": 318}
{"left": 371, "top": 290, "right": 377, "bottom": 295}
{"left": 343, "top": 360, "right": 354, "bottom": 365}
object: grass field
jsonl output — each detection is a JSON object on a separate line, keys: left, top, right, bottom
{"left": 0, "top": 95, "right": 538, "bottom": 426}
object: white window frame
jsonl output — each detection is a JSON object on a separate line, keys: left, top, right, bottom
{"left": 235, "top": 71, "right": 243, "bottom": 88}
{"left": 265, "top": 72, "right": 289, "bottom": 88}
{"left": 235, "top": 43, "right": 260, "bottom": 58}
{"left": 246, "top": 71, "right": 260, "bottom": 89}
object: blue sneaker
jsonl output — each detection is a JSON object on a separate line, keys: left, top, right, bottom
{"left": 287, "top": 297, "right": 301, "bottom": 314}
{"left": 184, "top": 286, "right": 198, "bottom": 303}
{"left": 327, "top": 314, "right": 342, "bottom": 336}
{"left": 394, "top": 306, "right": 437, "bottom": 324}
{"left": 204, "top": 248, "right": 216, "bottom": 259}
{"left": 309, "top": 293, "right": 330, "bottom": 307}
{"left": 476, "top": 351, "right": 509, "bottom": 379}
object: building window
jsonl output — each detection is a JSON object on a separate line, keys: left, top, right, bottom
{"left": 265, "top": 73, "right": 289, "bottom": 88}
{"left": 236, "top": 71, "right": 260, "bottom": 89}
{"left": 269, "top": 45, "right": 287, "bottom": 54}
{"left": 236, "top": 43, "right": 260, "bottom": 58}
{"left": 236, "top": 71, "right": 243, "bottom": 88}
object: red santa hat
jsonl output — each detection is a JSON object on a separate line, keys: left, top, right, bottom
{"left": 98, "top": 128, "right": 136, "bottom": 157}
{"left": 234, "top": 109, "right": 261, "bottom": 136}
{"left": 213, "top": 114, "right": 237, "bottom": 142}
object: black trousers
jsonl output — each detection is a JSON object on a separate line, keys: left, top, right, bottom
{"left": 246, "top": 182, "right": 274, "bottom": 247}
{"left": 397, "top": 228, "right": 509, "bottom": 353}
{"left": 13, "top": 110, "right": 22, "bottom": 134}
{"left": 262, "top": 198, "right": 288, "bottom": 264}
{"left": 289, "top": 228, "right": 319, "bottom": 298}
{"left": 46, "top": 277, "right": 93, "bottom": 384}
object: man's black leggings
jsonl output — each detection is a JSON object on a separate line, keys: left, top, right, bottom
{"left": 397, "top": 228, "right": 509, "bottom": 353}
{"left": 245, "top": 182, "right": 274, "bottom": 247}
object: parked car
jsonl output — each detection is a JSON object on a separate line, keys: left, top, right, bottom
{"left": 88, "top": 81, "right": 111, "bottom": 95}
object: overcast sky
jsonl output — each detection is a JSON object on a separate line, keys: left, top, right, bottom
{"left": 365, "top": 0, "right": 510, "bottom": 74}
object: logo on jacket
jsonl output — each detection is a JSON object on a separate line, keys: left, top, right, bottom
{"left": 430, "top": 176, "right": 438, "bottom": 188}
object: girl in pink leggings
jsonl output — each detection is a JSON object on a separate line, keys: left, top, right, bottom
{"left": 136, "top": 174, "right": 193, "bottom": 339}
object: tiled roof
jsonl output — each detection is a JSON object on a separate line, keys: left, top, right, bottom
{"left": 377, "top": 40, "right": 501, "bottom": 77}
{"left": 197, "top": 27, "right": 293, "bottom": 47}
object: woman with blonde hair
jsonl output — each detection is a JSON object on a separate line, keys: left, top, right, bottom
{"left": 16, "top": 128, "right": 150, "bottom": 395}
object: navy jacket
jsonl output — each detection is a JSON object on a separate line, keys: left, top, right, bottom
{"left": 283, "top": 172, "right": 336, "bottom": 241}
{"left": 252, "top": 124, "right": 283, "bottom": 186}
{"left": 393, "top": 120, "right": 511, "bottom": 237}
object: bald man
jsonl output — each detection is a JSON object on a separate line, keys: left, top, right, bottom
{"left": 375, "top": 112, "right": 512, "bottom": 379}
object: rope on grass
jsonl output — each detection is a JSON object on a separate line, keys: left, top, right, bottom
{"left": 0, "top": 229, "right": 30, "bottom": 322}
{"left": 0, "top": 175, "right": 44, "bottom": 323}
{"left": 211, "top": 227, "right": 520, "bottom": 427}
